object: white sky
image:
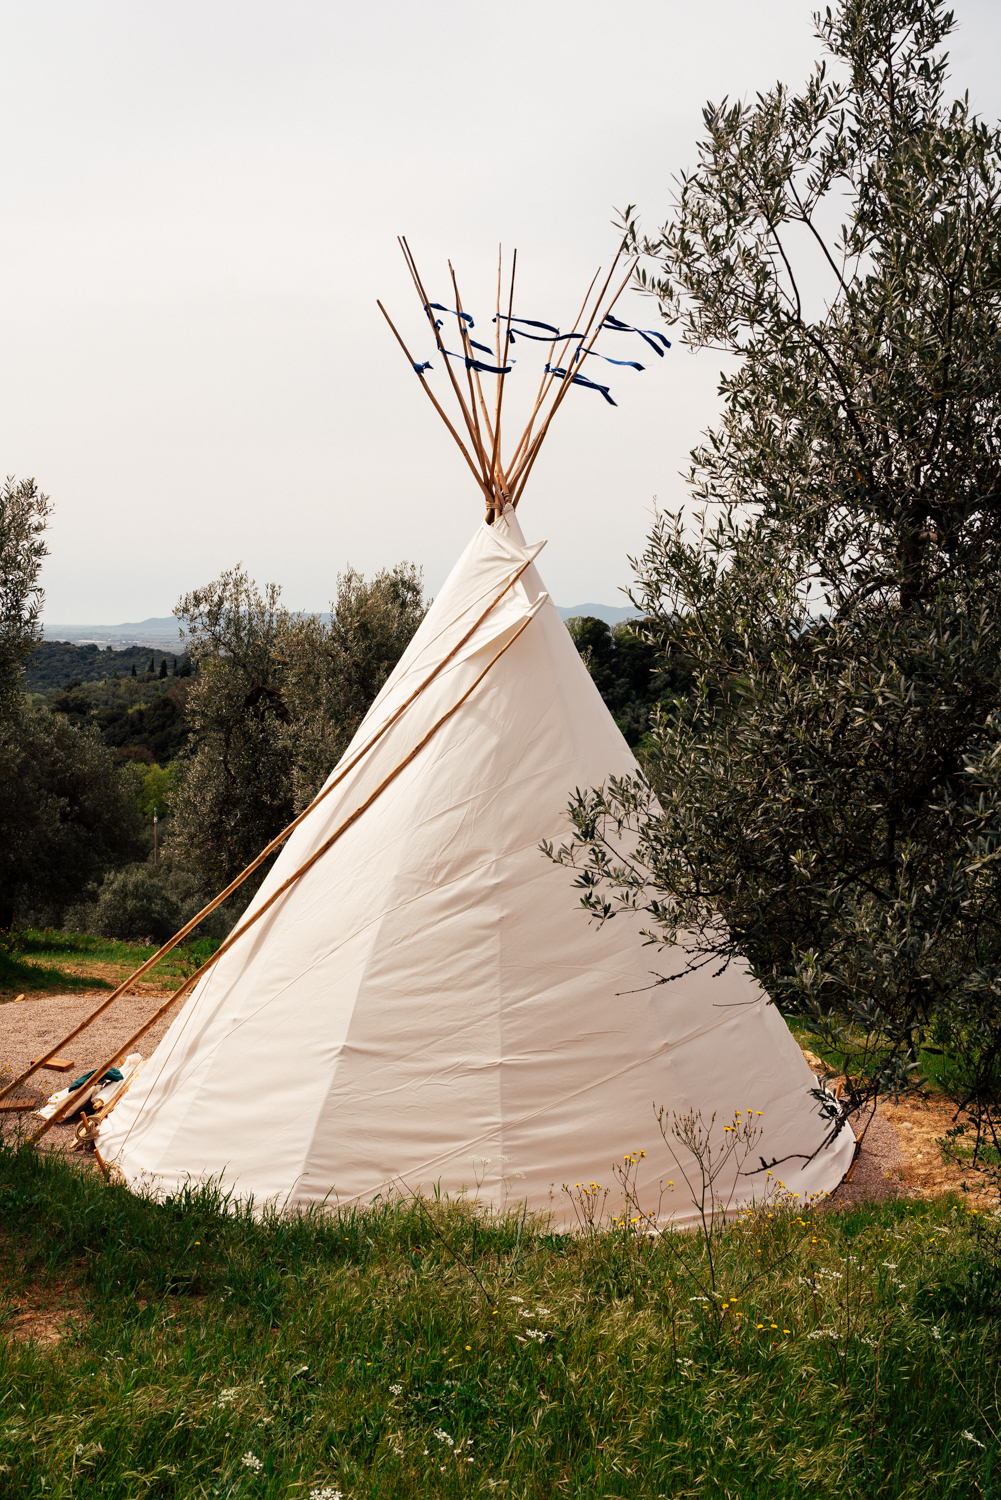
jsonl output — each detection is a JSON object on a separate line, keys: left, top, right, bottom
{"left": 3, "top": 0, "right": 999, "bottom": 622}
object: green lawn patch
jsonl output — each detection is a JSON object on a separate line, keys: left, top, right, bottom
{"left": 0, "top": 929, "right": 221, "bottom": 1001}
{"left": 0, "top": 1140, "right": 998, "bottom": 1498}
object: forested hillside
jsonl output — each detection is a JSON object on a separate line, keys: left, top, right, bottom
{"left": 26, "top": 640, "right": 184, "bottom": 695}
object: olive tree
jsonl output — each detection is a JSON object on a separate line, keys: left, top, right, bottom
{"left": 0, "top": 476, "right": 50, "bottom": 721}
{"left": 549, "top": 0, "right": 1001, "bottom": 1148}
{"left": 167, "top": 562, "right": 425, "bottom": 898}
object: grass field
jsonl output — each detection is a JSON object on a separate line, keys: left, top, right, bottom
{"left": 1, "top": 1138, "right": 999, "bottom": 1499}
{"left": 0, "top": 929, "right": 221, "bottom": 1002}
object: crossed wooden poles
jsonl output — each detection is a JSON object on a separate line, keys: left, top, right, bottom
{"left": 378, "top": 238, "right": 636, "bottom": 522}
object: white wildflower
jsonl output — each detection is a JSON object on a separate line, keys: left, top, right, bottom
{"left": 389, "top": 1383, "right": 403, "bottom": 1396}
{"left": 75, "top": 1444, "right": 85, "bottom": 1456}
{"left": 308, "top": 1488, "right": 343, "bottom": 1500}
{"left": 881, "top": 1261, "right": 899, "bottom": 1269}
{"left": 216, "top": 1388, "right": 237, "bottom": 1406}
{"left": 525, "top": 1329, "right": 548, "bottom": 1342}
{"left": 241, "top": 1452, "right": 263, "bottom": 1472}
{"left": 963, "top": 1431, "right": 986, "bottom": 1450}
{"left": 433, "top": 1428, "right": 454, "bottom": 1447}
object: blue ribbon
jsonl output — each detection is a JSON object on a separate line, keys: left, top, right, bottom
{"left": 446, "top": 349, "right": 513, "bottom": 375}
{"left": 426, "top": 302, "right": 474, "bottom": 328}
{"left": 545, "top": 363, "right": 617, "bottom": 406}
{"left": 413, "top": 361, "right": 433, "bottom": 375}
{"left": 492, "top": 315, "right": 585, "bottom": 345}
{"left": 494, "top": 315, "right": 561, "bottom": 335}
{"left": 601, "top": 314, "right": 671, "bottom": 356}
{"left": 577, "top": 349, "right": 645, "bottom": 371}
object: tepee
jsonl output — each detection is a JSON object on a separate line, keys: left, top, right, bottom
{"left": 8, "top": 242, "right": 855, "bottom": 1219}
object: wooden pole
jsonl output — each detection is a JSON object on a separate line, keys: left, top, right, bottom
{"left": 508, "top": 258, "right": 638, "bottom": 505}
{"left": 33, "top": 600, "right": 545, "bottom": 1146}
{"left": 504, "top": 267, "right": 600, "bottom": 483}
{"left": 490, "top": 248, "right": 517, "bottom": 519}
{"left": 0, "top": 559, "right": 537, "bottom": 1110}
{"left": 376, "top": 300, "right": 493, "bottom": 504}
{"left": 398, "top": 239, "right": 493, "bottom": 492}
{"left": 448, "top": 261, "right": 497, "bottom": 496}
{"left": 505, "top": 252, "right": 629, "bottom": 495}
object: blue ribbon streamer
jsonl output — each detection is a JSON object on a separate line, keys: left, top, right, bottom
{"left": 413, "top": 361, "right": 433, "bottom": 375}
{"left": 426, "top": 302, "right": 474, "bottom": 328}
{"left": 492, "top": 315, "right": 585, "bottom": 345}
{"left": 545, "top": 363, "right": 617, "bottom": 406}
{"left": 446, "top": 349, "right": 513, "bottom": 375}
{"left": 577, "top": 349, "right": 645, "bottom": 371}
{"left": 493, "top": 315, "right": 561, "bottom": 335}
{"left": 601, "top": 314, "right": 671, "bottom": 356}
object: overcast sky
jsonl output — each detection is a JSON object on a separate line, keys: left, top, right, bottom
{"left": 3, "top": 0, "right": 999, "bottom": 622}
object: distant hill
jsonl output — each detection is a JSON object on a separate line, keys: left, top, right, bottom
{"left": 42, "top": 606, "right": 640, "bottom": 643}
{"left": 42, "top": 617, "right": 180, "bottom": 649}
{"left": 556, "top": 603, "right": 638, "bottom": 626}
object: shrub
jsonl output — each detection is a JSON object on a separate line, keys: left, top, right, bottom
{"left": 90, "top": 864, "right": 182, "bottom": 944}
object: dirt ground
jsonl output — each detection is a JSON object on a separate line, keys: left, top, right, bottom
{"left": 0, "top": 991, "right": 180, "bottom": 1153}
{"left": 0, "top": 1261, "right": 89, "bottom": 1346}
{"left": 799, "top": 1052, "right": 996, "bottom": 1210}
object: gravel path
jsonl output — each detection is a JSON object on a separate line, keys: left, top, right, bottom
{"left": 823, "top": 1105, "right": 906, "bottom": 1211}
{"left": 0, "top": 992, "right": 178, "bottom": 1152}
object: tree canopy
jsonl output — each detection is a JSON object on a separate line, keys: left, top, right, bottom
{"left": 549, "top": 0, "right": 1001, "bottom": 1137}
{"left": 166, "top": 562, "right": 426, "bottom": 899}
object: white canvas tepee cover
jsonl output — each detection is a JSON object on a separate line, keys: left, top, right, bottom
{"left": 101, "top": 510, "right": 854, "bottom": 1219}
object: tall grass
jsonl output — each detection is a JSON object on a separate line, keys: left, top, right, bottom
{"left": 2, "top": 1140, "right": 999, "bottom": 1497}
